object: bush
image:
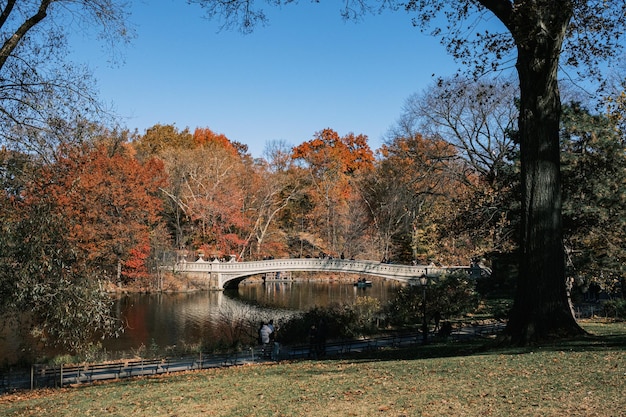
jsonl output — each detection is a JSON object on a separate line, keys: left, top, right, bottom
{"left": 277, "top": 297, "right": 385, "bottom": 345}
{"left": 386, "top": 272, "right": 480, "bottom": 328}
{"left": 478, "top": 298, "right": 513, "bottom": 320}
{"left": 350, "top": 296, "right": 382, "bottom": 335}
{"left": 602, "top": 298, "right": 626, "bottom": 319}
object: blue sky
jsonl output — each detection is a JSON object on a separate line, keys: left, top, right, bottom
{"left": 69, "top": 1, "right": 459, "bottom": 157}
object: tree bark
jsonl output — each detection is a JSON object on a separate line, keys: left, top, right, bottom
{"left": 503, "top": 3, "right": 585, "bottom": 343}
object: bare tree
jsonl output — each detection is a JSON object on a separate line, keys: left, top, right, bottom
{"left": 395, "top": 77, "right": 520, "bottom": 255}
{"left": 400, "top": 77, "right": 518, "bottom": 187}
{"left": 0, "top": 1, "right": 132, "bottom": 152}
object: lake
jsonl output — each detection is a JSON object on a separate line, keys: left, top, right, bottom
{"left": 0, "top": 279, "right": 403, "bottom": 364}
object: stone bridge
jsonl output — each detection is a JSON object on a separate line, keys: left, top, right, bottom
{"left": 172, "top": 257, "right": 490, "bottom": 290}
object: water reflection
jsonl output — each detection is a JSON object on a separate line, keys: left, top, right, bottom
{"left": 103, "top": 291, "right": 263, "bottom": 353}
{"left": 232, "top": 280, "right": 401, "bottom": 310}
{"left": 1, "top": 279, "right": 402, "bottom": 362}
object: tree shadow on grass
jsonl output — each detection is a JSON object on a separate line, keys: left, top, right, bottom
{"left": 312, "top": 326, "right": 626, "bottom": 364}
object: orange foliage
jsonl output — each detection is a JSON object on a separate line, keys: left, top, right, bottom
{"left": 193, "top": 127, "right": 235, "bottom": 153}
{"left": 193, "top": 127, "right": 250, "bottom": 156}
{"left": 161, "top": 142, "right": 250, "bottom": 257}
{"left": 35, "top": 143, "right": 167, "bottom": 280}
{"left": 292, "top": 128, "right": 374, "bottom": 174}
{"left": 379, "top": 133, "right": 460, "bottom": 197}
{"left": 291, "top": 129, "right": 374, "bottom": 254}
{"left": 373, "top": 133, "right": 475, "bottom": 263}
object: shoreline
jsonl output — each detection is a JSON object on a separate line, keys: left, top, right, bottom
{"left": 105, "top": 271, "right": 365, "bottom": 295}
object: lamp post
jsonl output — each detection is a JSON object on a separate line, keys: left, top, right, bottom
{"left": 420, "top": 274, "right": 428, "bottom": 344}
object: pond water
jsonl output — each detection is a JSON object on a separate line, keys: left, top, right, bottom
{"left": 1, "top": 279, "right": 403, "bottom": 363}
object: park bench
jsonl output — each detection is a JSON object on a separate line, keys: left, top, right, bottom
{"left": 193, "top": 350, "right": 240, "bottom": 368}
{"left": 219, "top": 352, "right": 239, "bottom": 366}
{"left": 168, "top": 356, "right": 196, "bottom": 372}
{"left": 287, "top": 343, "right": 315, "bottom": 359}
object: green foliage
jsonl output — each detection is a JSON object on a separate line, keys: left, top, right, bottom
{"left": 277, "top": 297, "right": 384, "bottom": 345}
{"left": 351, "top": 296, "right": 382, "bottom": 334}
{"left": 602, "top": 299, "right": 626, "bottom": 320}
{"left": 387, "top": 273, "right": 480, "bottom": 327}
{"left": 561, "top": 103, "right": 626, "bottom": 289}
{"left": 481, "top": 298, "right": 514, "bottom": 321}
{"left": 0, "top": 158, "right": 121, "bottom": 354}
{"left": 277, "top": 306, "right": 345, "bottom": 345}
{"left": 430, "top": 273, "right": 481, "bottom": 318}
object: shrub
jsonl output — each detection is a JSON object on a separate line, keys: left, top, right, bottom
{"left": 349, "top": 296, "right": 382, "bottom": 335}
{"left": 276, "top": 298, "right": 385, "bottom": 345}
{"left": 602, "top": 298, "right": 626, "bottom": 319}
{"left": 386, "top": 272, "right": 480, "bottom": 328}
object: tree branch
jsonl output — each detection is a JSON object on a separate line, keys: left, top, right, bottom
{"left": 0, "top": 0, "right": 52, "bottom": 71}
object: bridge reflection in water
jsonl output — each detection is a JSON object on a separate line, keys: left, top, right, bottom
{"left": 173, "top": 257, "right": 490, "bottom": 290}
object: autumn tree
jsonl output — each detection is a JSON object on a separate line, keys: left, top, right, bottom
{"left": 194, "top": 127, "right": 250, "bottom": 157}
{"left": 157, "top": 133, "right": 251, "bottom": 258}
{"left": 134, "top": 124, "right": 195, "bottom": 160}
{"left": 41, "top": 139, "right": 167, "bottom": 285}
{"left": 191, "top": 0, "right": 625, "bottom": 343}
{"left": 340, "top": 172, "right": 378, "bottom": 260}
{"left": 0, "top": 1, "right": 134, "bottom": 350}
{"left": 132, "top": 124, "right": 196, "bottom": 252}
{"left": 234, "top": 140, "right": 303, "bottom": 260}
{"left": 399, "top": 77, "right": 520, "bottom": 256}
{"left": 400, "top": 77, "right": 518, "bottom": 188}
{"left": 0, "top": 133, "right": 166, "bottom": 351}
{"left": 292, "top": 128, "right": 375, "bottom": 175}
{"left": 0, "top": 177, "right": 121, "bottom": 353}
{"left": 133, "top": 125, "right": 259, "bottom": 258}
{"left": 292, "top": 128, "right": 374, "bottom": 256}
{"left": 362, "top": 133, "right": 465, "bottom": 263}
{"left": 266, "top": 141, "right": 318, "bottom": 258}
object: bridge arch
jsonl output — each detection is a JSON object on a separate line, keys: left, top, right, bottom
{"left": 173, "top": 258, "right": 489, "bottom": 290}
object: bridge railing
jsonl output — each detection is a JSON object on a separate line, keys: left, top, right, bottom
{"left": 173, "top": 258, "right": 489, "bottom": 281}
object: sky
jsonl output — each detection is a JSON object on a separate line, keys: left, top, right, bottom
{"left": 68, "top": 1, "right": 460, "bottom": 157}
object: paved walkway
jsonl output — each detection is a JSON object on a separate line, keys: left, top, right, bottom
{"left": 1, "top": 322, "right": 505, "bottom": 392}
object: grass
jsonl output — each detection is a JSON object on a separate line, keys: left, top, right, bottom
{"left": 1, "top": 320, "right": 624, "bottom": 417}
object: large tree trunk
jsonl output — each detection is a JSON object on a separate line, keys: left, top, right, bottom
{"left": 504, "top": 5, "right": 585, "bottom": 343}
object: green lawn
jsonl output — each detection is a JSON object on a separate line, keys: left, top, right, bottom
{"left": 1, "top": 320, "right": 624, "bottom": 417}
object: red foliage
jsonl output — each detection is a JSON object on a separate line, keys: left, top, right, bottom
{"left": 33, "top": 142, "right": 167, "bottom": 280}
{"left": 123, "top": 241, "right": 151, "bottom": 280}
